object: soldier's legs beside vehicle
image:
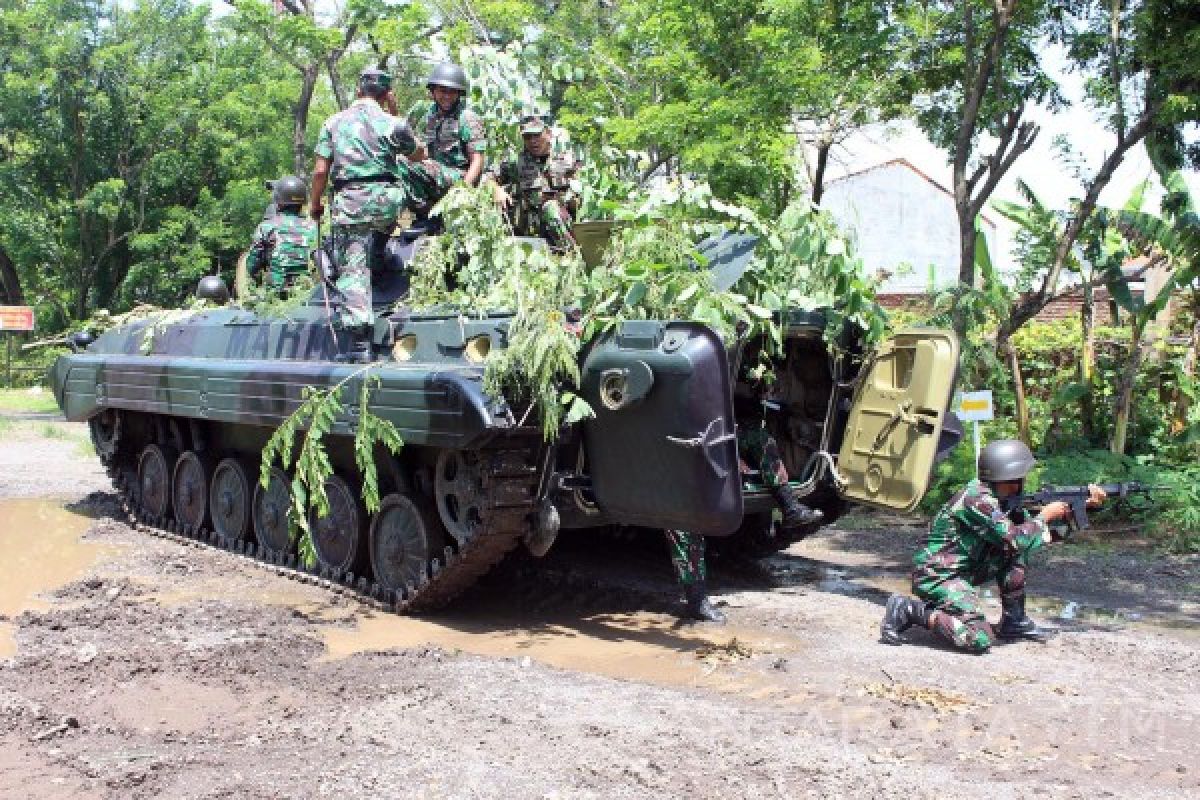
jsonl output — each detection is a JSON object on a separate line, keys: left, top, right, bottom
{"left": 664, "top": 530, "right": 724, "bottom": 623}
{"left": 665, "top": 529, "right": 705, "bottom": 585}
{"left": 919, "top": 580, "right": 996, "bottom": 653}
{"left": 737, "top": 427, "right": 788, "bottom": 488}
{"left": 737, "top": 426, "right": 822, "bottom": 527}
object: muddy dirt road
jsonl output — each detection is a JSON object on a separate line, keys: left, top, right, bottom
{"left": 0, "top": 410, "right": 1197, "bottom": 799}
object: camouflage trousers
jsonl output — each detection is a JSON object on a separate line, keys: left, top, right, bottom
{"left": 511, "top": 194, "right": 576, "bottom": 250}
{"left": 329, "top": 221, "right": 393, "bottom": 331}
{"left": 665, "top": 530, "right": 706, "bottom": 587}
{"left": 396, "top": 160, "right": 462, "bottom": 211}
{"left": 738, "top": 425, "right": 789, "bottom": 489}
{"left": 914, "top": 557, "right": 1028, "bottom": 653}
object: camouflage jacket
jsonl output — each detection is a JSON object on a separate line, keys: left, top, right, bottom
{"left": 492, "top": 149, "right": 579, "bottom": 199}
{"left": 314, "top": 98, "right": 418, "bottom": 226}
{"left": 246, "top": 210, "right": 317, "bottom": 284}
{"left": 416, "top": 101, "right": 486, "bottom": 172}
{"left": 913, "top": 480, "right": 1047, "bottom": 591}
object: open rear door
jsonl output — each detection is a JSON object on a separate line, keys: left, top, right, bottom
{"left": 837, "top": 328, "right": 959, "bottom": 512}
{"left": 579, "top": 321, "right": 743, "bottom": 536}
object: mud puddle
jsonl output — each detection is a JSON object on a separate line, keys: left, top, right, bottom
{"left": 0, "top": 498, "right": 113, "bottom": 657}
{"left": 321, "top": 608, "right": 811, "bottom": 702}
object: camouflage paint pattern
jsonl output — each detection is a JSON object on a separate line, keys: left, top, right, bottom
{"left": 314, "top": 98, "right": 418, "bottom": 227}
{"left": 665, "top": 530, "right": 706, "bottom": 586}
{"left": 912, "top": 479, "right": 1045, "bottom": 652}
{"left": 246, "top": 210, "right": 318, "bottom": 287}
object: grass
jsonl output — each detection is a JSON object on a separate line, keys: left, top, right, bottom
{"left": 40, "top": 423, "right": 71, "bottom": 440}
{"left": 0, "top": 387, "right": 59, "bottom": 414}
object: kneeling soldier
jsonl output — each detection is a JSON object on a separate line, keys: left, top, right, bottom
{"left": 881, "top": 439, "right": 1105, "bottom": 653}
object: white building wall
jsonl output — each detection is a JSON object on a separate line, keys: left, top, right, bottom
{"left": 820, "top": 163, "right": 998, "bottom": 294}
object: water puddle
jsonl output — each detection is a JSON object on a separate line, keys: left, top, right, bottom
{"left": 0, "top": 498, "right": 111, "bottom": 657}
{"left": 320, "top": 608, "right": 811, "bottom": 701}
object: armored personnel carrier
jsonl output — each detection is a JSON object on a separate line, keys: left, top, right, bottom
{"left": 50, "top": 230, "right": 959, "bottom": 611}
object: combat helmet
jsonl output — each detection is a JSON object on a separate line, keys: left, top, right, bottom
{"left": 977, "top": 439, "right": 1036, "bottom": 482}
{"left": 358, "top": 67, "right": 393, "bottom": 97}
{"left": 426, "top": 62, "right": 469, "bottom": 93}
{"left": 271, "top": 175, "right": 307, "bottom": 209}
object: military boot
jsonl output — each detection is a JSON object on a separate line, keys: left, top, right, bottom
{"left": 772, "top": 484, "right": 824, "bottom": 530}
{"left": 683, "top": 583, "right": 726, "bottom": 624}
{"left": 997, "top": 594, "right": 1053, "bottom": 642}
{"left": 880, "top": 594, "right": 929, "bottom": 645}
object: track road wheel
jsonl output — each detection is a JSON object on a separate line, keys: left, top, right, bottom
{"left": 138, "top": 444, "right": 178, "bottom": 521}
{"left": 172, "top": 450, "right": 213, "bottom": 532}
{"left": 89, "top": 410, "right": 122, "bottom": 464}
{"left": 370, "top": 494, "right": 446, "bottom": 593}
{"left": 310, "top": 475, "right": 367, "bottom": 575}
{"left": 210, "top": 456, "right": 254, "bottom": 542}
{"left": 254, "top": 466, "right": 295, "bottom": 557}
{"left": 434, "top": 449, "right": 487, "bottom": 545}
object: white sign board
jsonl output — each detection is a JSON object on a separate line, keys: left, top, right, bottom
{"left": 957, "top": 390, "right": 994, "bottom": 422}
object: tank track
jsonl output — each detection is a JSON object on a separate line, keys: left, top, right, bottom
{"left": 102, "top": 442, "right": 540, "bottom": 614}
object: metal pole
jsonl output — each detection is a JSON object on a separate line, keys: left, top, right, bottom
{"left": 973, "top": 420, "right": 981, "bottom": 479}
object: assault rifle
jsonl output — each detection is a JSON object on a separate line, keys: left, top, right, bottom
{"left": 1000, "top": 482, "right": 1168, "bottom": 534}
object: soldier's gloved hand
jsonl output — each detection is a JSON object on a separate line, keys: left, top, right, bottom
{"left": 1086, "top": 483, "right": 1107, "bottom": 508}
{"left": 310, "top": 202, "right": 324, "bottom": 220}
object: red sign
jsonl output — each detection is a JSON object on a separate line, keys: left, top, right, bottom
{"left": 0, "top": 306, "right": 34, "bottom": 332}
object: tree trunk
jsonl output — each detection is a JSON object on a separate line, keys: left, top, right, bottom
{"left": 811, "top": 141, "right": 830, "bottom": 206}
{"left": 1003, "top": 339, "right": 1031, "bottom": 446}
{"left": 1079, "top": 276, "right": 1097, "bottom": 441}
{"left": 1110, "top": 320, "right": 1148, "bottom": 454}
{"left": 292, "top": 64, "right": 319, "bottom": 178}
{"left": 0, "top": 245, "right": 24, "bottom": 306}
{"left": 951, "top": 208, "right": 976, "bottom": 341}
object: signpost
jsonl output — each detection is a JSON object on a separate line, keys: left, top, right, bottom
{"left": 0, "top": 306, "right": 35, "bottom": 388}
{"left": 956, "top": 390, "right": 994, "bottom": 477}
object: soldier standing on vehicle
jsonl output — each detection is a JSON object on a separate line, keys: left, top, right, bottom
{"left": 487, "top": 113, "right": 579, "bottom": 250}
{"left": 398, "top": 62, "right": 486, "bottom": 217}
{"left": 665, "top": 530, "right": 725, "bottom": 623}
{"left": 309, "top": 67, "right": 423, "bottom": 361}
{"left": 880, "top": 439, "right": 1106, "bottom": 653}
{"left": 246, "top": 176, "right": 318, "bottom": 290}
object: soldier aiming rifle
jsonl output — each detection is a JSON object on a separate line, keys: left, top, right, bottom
{"left": 880, "top": 439, "right": 1108, "bottom": 654}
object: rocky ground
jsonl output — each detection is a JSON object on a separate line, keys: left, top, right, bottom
{"left": 0, "top": 408, "right": 1196, "bottom": 799}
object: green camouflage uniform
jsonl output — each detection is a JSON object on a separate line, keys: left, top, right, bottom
{"left": 313, "top": 97, "right": 417, "bottom": 330}
{"left": 737, "top": 423, "right": 788, "bottom": 489}
{"left": 490, "top": 149, "right": 579, "bottom": 248}
{"left": 399, "top": 101, "right": 486, "bottom": 211}
{"left": 665, "top": 530, "right": 706, "bottom": 586}
{"left": 913, "top": 479, "right": 1047, "bottom": 652}
{"left": 245, "top": 210, "right": 317, "bottom": 288}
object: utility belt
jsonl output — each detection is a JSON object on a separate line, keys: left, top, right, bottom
{"left": 332, "top": 173, "right": 396, "bottom": 192}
